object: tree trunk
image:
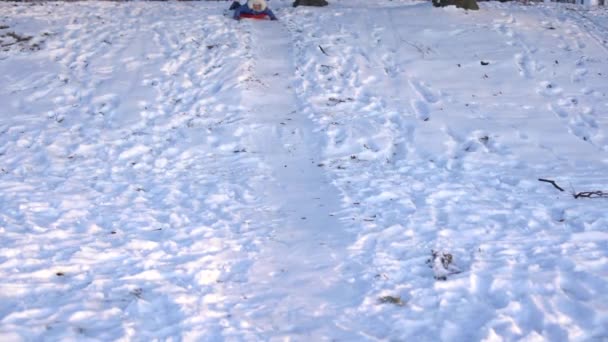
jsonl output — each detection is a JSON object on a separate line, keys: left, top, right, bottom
{"left": 293, "top": 0, "right": 329, "bottom": 7}
{"left": 433, "top": 0, "right": 479, "bottom": 10}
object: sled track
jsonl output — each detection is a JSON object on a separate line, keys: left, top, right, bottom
{"left": 228, "top": 17, "right": 367, "bottom": 340}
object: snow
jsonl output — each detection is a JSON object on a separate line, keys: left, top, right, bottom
{"left": 1, "top": 0, "right": 608, "bottom": 340}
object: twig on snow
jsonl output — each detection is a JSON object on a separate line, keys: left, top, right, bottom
{"left": 538, "top": 178, "right": 565, "bottom": 192}
{"left": 539, "top": 178, "right": 608, "bottom": 199}
{"left": 318, "top": 45, "right": 329, "bottom": 56}
{"left": 574, "top": 191, "right": 608, "bottom": 199}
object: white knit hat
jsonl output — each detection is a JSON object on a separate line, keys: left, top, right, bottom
{"left": 247, "top": 0, "right": 267, "bottom": 11}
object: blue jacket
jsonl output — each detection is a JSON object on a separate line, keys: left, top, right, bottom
{"left": 233, "top": 4, "right": 277, "bottom": 20}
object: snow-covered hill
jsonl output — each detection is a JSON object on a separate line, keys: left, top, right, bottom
{"left": 1, "top": 0, "right": 607, "bottom": 340}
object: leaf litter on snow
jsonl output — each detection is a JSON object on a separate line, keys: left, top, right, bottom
{"left": 427, "top": 249, "right": 462, "bottom": 281}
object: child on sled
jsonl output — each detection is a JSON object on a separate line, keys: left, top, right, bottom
{"left": 230, "top": 0, "right": 278, "bottom": 21}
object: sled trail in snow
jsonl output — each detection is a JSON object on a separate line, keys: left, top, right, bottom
{"left": 235, "top": 20, "right": 364, "bottom": 339}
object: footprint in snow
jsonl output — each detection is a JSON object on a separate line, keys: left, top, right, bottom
{"left": 411, "top": 99, "right": 430, "bottom": 121}
{"left": 537, "top": 81, "right": 563, "bottom": 97}
{"left": 514, "top": 53, "right": 535, "bottom": 79}
{"left": 550, "top": 99, "right": 602, "bottom": 147}
{"left": 495, "top": 24, "right": 515, "bottom": 38}
{"left": 409, "top": 79, "right": 439, "bottom": 104}
{"left": 549, "top": 103, "right": 569, "bottom": 119}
